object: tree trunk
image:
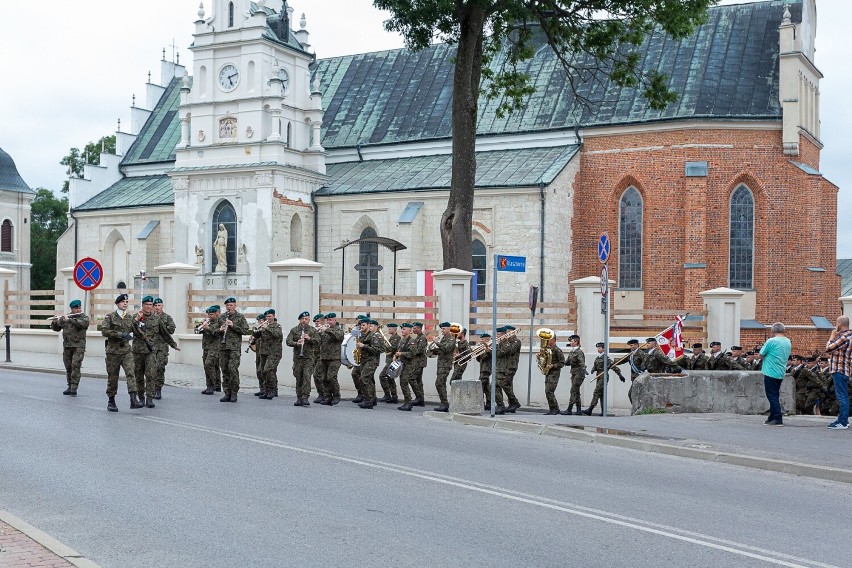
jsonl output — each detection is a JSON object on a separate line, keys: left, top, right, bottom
{"left": 440, "top": 3, "right": 485, "bottom": 272}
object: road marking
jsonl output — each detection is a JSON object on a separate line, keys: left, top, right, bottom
{"left": 138, "top": 415, "right": 836, "bottom": 568}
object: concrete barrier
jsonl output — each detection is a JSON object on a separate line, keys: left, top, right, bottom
{"left": 631, "top": 370, "right": 796, "bottom": 415}
{"left": 449, "top": 378, "right": 483, "bottom": 414}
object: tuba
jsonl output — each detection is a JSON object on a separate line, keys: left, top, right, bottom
{"left": 536, "top": 328, "right": 554, "bottom": 374}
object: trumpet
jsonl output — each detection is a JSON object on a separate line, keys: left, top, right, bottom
{"left": 315, "top": 323, "right": 330, "bottom": 333}
{"left": 195, "top": 318, "right": 213, "bottom": 333}
{"left": 426, "top": 333, "right": 440, "bottom": 358}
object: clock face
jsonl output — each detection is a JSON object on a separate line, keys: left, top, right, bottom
{"left": 218, "top": 64, "right": 239, "bottom": 92}
{"left": 277, "top": 68, "right": 290, "bottom": 90}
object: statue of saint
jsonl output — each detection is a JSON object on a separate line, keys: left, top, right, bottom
{"left": 194, "top": 244, "right": 204, "bottom": 266}
{"left": 214, "top": 224, "right": 228, "bottom": 272}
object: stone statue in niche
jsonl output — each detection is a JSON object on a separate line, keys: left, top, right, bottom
{"left": 194, "top": 244, "right": 204, "bottom": 266}
{"left": 214, "top": 224, "right": 228, "bottom": 272}
{"left": 238, "top": 243, "right": 247, "bottom": 264}
{"left": 219, "top": 117, "right": 237, "bottom": 139}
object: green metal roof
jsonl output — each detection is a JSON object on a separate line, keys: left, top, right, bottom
{"left": 120, "top": 77, "right": 183, "bottom": 167}
{"left": 0, "top": 146, "right": 34, "bottom": 194}
{"left": 318, "top": 0, "right": 795, "bottom": 149}
{"left": 75, "top": 175, "right": 173, "bottom": 211}
{"left": 316, "top": 145, "right": 579, "bottom": 196}
{"left": 838, "top": 259, "right": 852, "bottom": 297}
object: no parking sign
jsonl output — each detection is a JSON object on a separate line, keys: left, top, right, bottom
{"left": 73, "top": 257, "right": 104, "bottom": 291}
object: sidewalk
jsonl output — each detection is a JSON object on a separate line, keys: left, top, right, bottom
{"left": 0, "top": 511, "right": 98, "bottom": 568}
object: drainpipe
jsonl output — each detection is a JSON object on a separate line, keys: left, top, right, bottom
{"left": 69, "top": 208, "right": 78, "bottom": 262}
{"left": 310, "top": 191, "right": 318, "bottom": 262}
{"left": 538, "top": 181, "right": 545, "bottom": 302}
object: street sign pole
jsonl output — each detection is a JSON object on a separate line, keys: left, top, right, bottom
{"left": 602, "top": 265, "right": 610, "bottom": 417}
{"left": 490, "top": 255, "right": 498, "bottom": 418}
{"left": 526, "top": 285, "right": 538, "bottom": 406}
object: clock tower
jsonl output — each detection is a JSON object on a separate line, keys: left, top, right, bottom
{"left": 170, "top": 0, "right": 326, "bottom": 289}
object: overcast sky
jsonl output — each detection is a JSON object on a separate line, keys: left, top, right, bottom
{"left": 1, "top": 1, "right": 848, "bottom": 254}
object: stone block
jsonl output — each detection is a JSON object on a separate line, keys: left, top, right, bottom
{"left": 449, "top": 379, "right": 484, "bottom": 415}
{"left": 631, "top": 370, "right": 796, "bottom": 415}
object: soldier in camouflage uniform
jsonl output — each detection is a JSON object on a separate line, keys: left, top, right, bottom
{"left": 100, "top": 294, "right": 140, "bottom": 412}
{"left": 792, "top": 355, "right": 823, "bottom": 414}
{"left": 507, "top": 326, "right": 522, "bottom": 411}
{"left": 583, "top": 342, "right": 625, "bottom": 416}
{"left": 132, "top": 295, "right": 179, "bottom": 408}
{"left": 541, "top": 336, "right": 565, "bottom": 415}
{"left": 431, "top": 322, "right": 456, "bottom": 412}
{"left": 315, "top": 313, "right": 344, "bottom": 405}
{"left": 495, "top": 327, "right": 521, "bottom": 414}
{"left": 395, "top": 323, "right": 416, "bottom": 410}
{"left": 350, "top": 317, "right": 369, "bottom": 403}
{"left": 476, "top": 334, "right": 493, "bottom": 409}
{"left": 356, "top": 319, "right": 384, "bottom": 408}
{"left": 626, "top": 338, "right": 645, "bottom": 403}
{"left": 727, "top": 346, "right": 748, "bottom": 370}
{"left": 286, "top": 310, "right": 317, "bottom": 405}
{"left": 408, "top": 322, "right": 428, "bottom": 406}
{"left": 198, "top": 305, "right": 221, "bottom": 395}
{"left": 450, "top": 328, "right": 470, "bottom": 383}
{"left": 152, "top": 298, "right": 176, "bottom": 400}
{"left": 311, "top": 314, "right": 327, "bottom": 402}
{"left": 51, "top": 299, "right": 89, "bottom": 396}
{"left": 674, "top": 343, "right": 710, "bottom": 371}
{"left": 217, "top": 297, "right": 250, "bottom": 402}
{"left": 378, "top": 323, "right": 400, "bottom": 403}
{"left": 251, "top": 314, "right": 266, "bottom": 397}
{"left": 560, "top": 334, "right": 586, "bottom": 415}
{"left": 255, "top": 309, "right": 284, "bottom": 400}
{"left": 643, "top": 337, "right": 682, "bottom": 374}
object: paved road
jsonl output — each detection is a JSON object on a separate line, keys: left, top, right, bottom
{"left": 1, "top": 370, "right": 850, "bottom": 568}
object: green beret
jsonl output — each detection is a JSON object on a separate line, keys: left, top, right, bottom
{"left": 401, "top": 322, "right": 413, "bottom": 328}
{"left": 142, "top": 295, "right": 154, "bottom": 304}
{"left": 386, "top": 323, "right": 398, "bottom": 328}
{"left": 205, "top": 306, "right": 218, "bottom": 314}
{"left": 153, "top": 298, "right": 163, "bottom": 305}
{"left": 505, "top": 325, "right": 516, "bottom": 331}
{"left": 411, "top": 321, "right": 423, "bottom": 327}
{"left": 325, "top": 312, "right": 337, "bottom": 318}
{"left": 496, "top": 326, "right": 507, "bottom": 333}
{"left": 313, "top": 314, "right": 323, "bottom": 322}
{"left": 370, "top": 319, "right": 379, "bottom": 325}
{"left": 256, "top": 314, "right": 265, "bottom": 321}
{"left": 69, "top": 300, "right": 81, "bottom": 308}
{"left": 225, "top": 297, "right": 237, "bottom": 304}
{"left": 210, "top": 305, "right": 220, "bottom": 312}
{"left": 356, "top": 315, "right": 368, "bottom": 322}
{"left": 298, "top": 310, "right": 308, "bottom": 319}
{"left": 480, "top": 333, "right": 491, "bottom": 338}
{"left": 439, "top": 322, "right": 450, "bottom": 328}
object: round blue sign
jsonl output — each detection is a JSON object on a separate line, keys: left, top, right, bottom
{"left": 73, "top": 257, "right": 104, "bottom": 291}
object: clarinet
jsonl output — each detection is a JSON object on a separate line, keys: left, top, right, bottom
{"left": 299, "top": 324, "right": 306, "bottom": 358}
{"left": 220, "top": 314, "right": 231, "bottom": 346}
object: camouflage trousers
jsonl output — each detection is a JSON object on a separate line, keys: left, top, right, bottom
{"left": 105, "top": 351, "right": 136, "bottom": 397}
{"left": 450, "top": 363, "right": 466, "bottom": 382}
{"left": 219, "top": 349, "right": 242, "bottom": 394}
{"left": 292, "top": 356, "right": 312, "bottom": 398}
{"left": 351, "top": 365, "right": 363, "bottom": 396}
{"left": 410, "top": 365, "right": 425, "bottom": 400}
{"left": 399, "top": 365, "right": 418, "bottom": 403}
{"left": 378, "top": 360, "right": 398, "bottom": 397}
{"left": 203, "top": 348, "right": 222, "bottom": 390}
{"left": 435, "top": 364, "right": 452, "bottom": 404}
{"left": 359, "top": 359, "right": 379, "bottom": 400}
{"left": 589, "top": 378, "right": 606, "bottom": 408}
{"left": 155, "top": 348, "right": 169, "bottom": 389}
{"left": 496, "top": 371, "right": 519, "bottom": 407}
{"left": 134, "top": 350, "right": 159, "bottom": 399}
{"left": 260, "top": 354, "right": 281, "bottom": 393}
{"left": 480, "top": 372, "right": 492, "bottom": 407}
{"left": 255, "top": 352, "right": 263, "bottom": 384}
{"left": 568, "top": 371, "right": 585, "bottom": 407}
{"left": 314, "top": 358, "right": 341, "bottom": 399}
{"left": 544, "top": 371, "right": 561, "bottom": 410}
{"left": 63, "top": 347, "right": 85, "bottom": 388}
{"left": 312, "top": 359, "right": 325, "bottom": 397}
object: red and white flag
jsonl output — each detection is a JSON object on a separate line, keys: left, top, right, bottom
{"left": 656, "top": 316, "right": 685, "bottom": 359}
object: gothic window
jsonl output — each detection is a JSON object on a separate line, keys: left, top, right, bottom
{"left": 212, "top": 201, "right": 237, "bottom": 273}
{"left": 228, "top": 2, "right": 234, "bottom": 27}
{"left": 286, "top": 122, "right": 292, "bottom": 147}
{"left": 358, "top": 227, "right": 379, "bottom": 295}
{"left": 618, "top": 187, "right": 643, "bottom": 289}
{"left": 472, "top": 239, "right": 487, "bottom": 300}
{"left": 290, "top": 214, "right": 303, "bottom": 253}
{"left": 729, "top": 184, "right": 755, "bottom": 289}
{"left": 0, "top": 220, "right": 12, "bottom": 252}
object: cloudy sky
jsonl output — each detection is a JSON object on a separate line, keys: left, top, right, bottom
{"left": 1, "top": 0, "right": 848, "bottom": 253}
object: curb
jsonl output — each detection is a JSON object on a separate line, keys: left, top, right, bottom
{"left": 0, "top": 364, "right": 108, "bottom": 380}
{"left": 0, "top": 510, "right": 101, "bottom": 568}
{"left": 424, "top": 412, "right": 852, "bottom": 485}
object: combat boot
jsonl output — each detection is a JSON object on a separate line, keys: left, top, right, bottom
{"left": 330, "top": 397, "right": 341, "bottom": 405}
{"left": 145, "top": 396, "right": 156, "bottom": 408}
{"left": 576, "top": 403, "right": 584, "bottom": 415}
{"left": 214, "top": 385, "right": 222, "bottom": 392}
{"left": 412, "top": 397, "right": 425, "bottom": 407}
{"left": 68, "top": 388, "right": 77, "bottom": 397}
{"left": 380, "top": 391, "right": 391, "bottom": 403}
{"left": 582, "top": 405, "right": 594, "bottom": 416}
{"left": 254, "top": 389, "right": 265, "bottom": 397}
{"left": 260, "top": 390, "right": 273, "bottom": 400}
{"left": 220, "top": 392, "right": 232, "bottom": 402}
{"left": 507, "top": 402, "right": 520, "bottom": 413}
{"left": 294, "top": 398, "right": 304, "bottom": 406}
{"left": 435, "top": 403, "right": 449, "bottom": 412}
{"left": 201, "top": 387, "right": 214, "bottom": 395}
{"left": 154, "top": 387, "right": 162, "bottom": 400}
{"left": 321, "top": 398, "right": 333, "bottom": 406}
{"left": 273, "top": 388, "right": 278, "bottom": 397}
{"left": 495, "top": 405, "right": 506, "bottom": 415}
{"left": 63, "top": 387, "right": 73, "bottom": 395}
{"left": 313, "top": 395, "right": 324, "bottom": 403}
{"left": 398, "top": 402, "right": 413, "bottom": 411}
{"left": 352, "top": 395, "right": 365, "bottom": 403}
{"left": 130, "top": 393, "right": 144, "bottom": 409}
{"left": 107, "top": 397, "right": 118, "bottom": 412}
{"left": 230, "top": 393, "right": 238, "bottom": 402}
{"left": 358, "top": 400, "right": 374, "bottom": 409}
{"left": 544, "top": 408, "right": 559, "bottom": 415}
{"left": 302, "top": 398, "right": 310, "bottom": 406}
{"left": 389, "top": 396, "right": 399, "bottom": 404}
{"left": 559, "top": 406, "right": 572, "bottom": 415}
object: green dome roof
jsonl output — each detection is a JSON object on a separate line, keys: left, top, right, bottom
{"left": 0, "top": 146, "right": 34, "bottom": 193}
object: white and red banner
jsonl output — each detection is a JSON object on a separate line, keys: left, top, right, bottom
{"left": 415, "top": 270, "right": 435, "bottom": 323}
{"left": 656, "top": 316, "right": 685, "bottom": 359}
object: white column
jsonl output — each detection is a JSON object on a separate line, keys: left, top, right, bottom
{"left": 268, "top": 259, "right": 322, "bottom": 321}
{"left": 56, "top": 267, "right": 78, "bottom": 310}
{"left": 840, "top": 296, "right": 852, "bottom": 317}
{"left": 432, "top": 268, "right": 473, "bottom": 331}
{"left": 700, "top": 287, "right": 745, "bottom": 349}
{"left": 179, "top": 117, "right": 190, "bottom": 148}
{"left": 154, "top": 262, "right": 200, "bottom": 335}
{"left": 309, "top": 119, "right": 324, "bottom": 152}
{"left": 571, "top": 276, "right": 611, "bottom": 346}
{"left": 0, "top": 268, "right": 17, "bottom": 326}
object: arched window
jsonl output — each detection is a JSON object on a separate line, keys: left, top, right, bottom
{"left": 286, "top": 122, "right": 292, "bottom": 147}
{"left": 358, "top": 227, "right": 379, "bottom": 295}
{"left": 290, "top": 214, "right": 303, "bottom": 253}
{"left": 472, "top": 239, "right": 487, "bottom": 300}
{"left": 212, "top": 201, "right": 237, "bottom": 273}
{"left": 228, "top": 2, "right": 234, "bottom": 27}
{"left": 0, "top": 220, "right": 12, "bottom": 252}
{"left": 729, "top": 184, "right": 754, "bottom": 289}
{"left": 618, "top": 187, "right": 643, "bottom": 289}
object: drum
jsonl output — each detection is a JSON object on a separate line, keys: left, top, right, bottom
{"left": 386, "top": 359, "right": 404, "bottom": 379}
{"left": 341, "top": 333, "right": 360, "bottom": 367}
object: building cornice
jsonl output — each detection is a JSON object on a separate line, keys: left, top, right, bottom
{"left": 779, "top": 51, "right": 824, "bottom": 79}
{"left": 314, "top": 186, "right": 540, "bottom": 203}
{"left": 580, "top": 119, "right": 782, "bottom": 138}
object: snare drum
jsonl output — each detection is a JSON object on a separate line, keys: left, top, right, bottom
{"left": 341, "top": 333, "right": 360, "bottom": 367}
{"left": 386, "top": 359, "right": 404, "bottom": 379}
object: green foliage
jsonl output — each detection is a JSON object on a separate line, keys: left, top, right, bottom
{"left": 30, "top": 188, "right": 68, "bottom": 290}
{"left": 634, "top": 406, "right": 668, "bottom": 415}
{"left": 60, "top": 135, "right": 116, "bottom": 193}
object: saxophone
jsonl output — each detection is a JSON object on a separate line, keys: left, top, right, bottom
{"left": 536, "top": 328, "right": 554, "bottom": 374}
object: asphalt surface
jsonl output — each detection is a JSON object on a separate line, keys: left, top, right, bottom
{"left": 1, "top": 370, "right": 850, "bottom": 568}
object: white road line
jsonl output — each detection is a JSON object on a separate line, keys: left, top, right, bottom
{"left": 137, "top": 415, "right": 837, "bottom": 568}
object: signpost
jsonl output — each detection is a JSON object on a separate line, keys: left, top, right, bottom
{"left": 526, "top": 285, "right": 539, "bottom": 406}
{"left": 597, "top": 234, "right": 611, "bottom": 417}
{"left": 492, "top": 255, "right": 526, "bottom": 417}
{"left": 73, "top": 257, "right": 104, "bottom": 316}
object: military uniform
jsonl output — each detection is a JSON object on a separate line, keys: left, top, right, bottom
{"left": 626, "top": 342, "right": 646, "bottom": 403}
{"left": 397, "top": 325, "right": 427, "bottom": 409}
{"left": 51, "top": 307, "right": 89, "bottom": 395}
{"left": 197, "top": 310, "right": 221, "bottom": 394}
{"left": 315, "top": 319, "right": 344, "bottom": 404}
{"left": 378, "top": 329, "right": 401, "bottom": 402}
{"left": 586, "top": 350, "right": 625, "bottom": 415}
{"left": 476, "top": 336, "right": 493, "bottom": 408}
{"left": 643, "top": 346, "right": 680, "bottom": 374}
{"left": 285, "top": 315, "right": 318, "bottom": 404}
{"left": 256, "top": 317, "right": 284, "bottom": 400}
{"left": 153, "top": 305, "right": 176, "bottom": 399}
{"left": 495, "top": 331, "right": 521, "bottom": 412}
{"left": 564, "top": 345, "right": 586, "bottom": 414}
{"left": 792, "top": 361, "right": 823, "bottom": 414}
{"left": 542, "top": 344, "right": 566, "bottom": 414}
{"left": 356, "top": 325, "right": 384, "bottom": 407}
{"left": 432, "top": 327, "right": 456, "bottom": 410}
{"left": 674, "top": 346, "right": 710, "bottom": 371}
{"left": 409, "top": 328, "right": 428, "bottom": 404}
{"left": 132, "top": 309, "right": 178, "bottom": 406}
{"left": 249, "top": 315, "right": 264, "bottom": 396}
{"left": 217, "top": 305, "right": 250, "bottom": 401}
{"left": 101, "top": 300, "right": 139, "bottom": 411}
{"left": 450, "top": 337, "right": 470, "bottom": 382}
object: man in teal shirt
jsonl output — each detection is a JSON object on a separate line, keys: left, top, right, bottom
{"left": 759, "top": 322, "right": 792, "bottom": 426}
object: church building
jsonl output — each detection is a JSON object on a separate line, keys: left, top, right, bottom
{"left": 57, "top": 0, "right": 838, "bottom": 341}
{"left": 0, "top": 146, "right": 33, "bottom": 291}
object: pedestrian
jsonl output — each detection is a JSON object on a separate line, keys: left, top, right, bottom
{"left": 759, "top": 322, "right": 792, "bottom": 426}
{"left": 824, "top": 315, "right": 852, "bottom": 430}
{"left": 51, "top": 299, "right": 89, "bottom": 396}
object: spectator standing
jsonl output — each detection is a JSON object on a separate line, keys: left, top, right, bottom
{"left": 759, "top": 322, "right": 792, "bottom": 426}
{"left": 824, "top": 315, "right": 852, "bottom": 430}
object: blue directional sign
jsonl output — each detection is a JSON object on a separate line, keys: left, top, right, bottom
{"left": 73, "top": 257, "right": 104, "bottom": 291}
{"left": 597, "top": 233, "right": 610, "bottom": 263}
{"left": 496, "top": 255, "right": 526, "bottom": 273}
